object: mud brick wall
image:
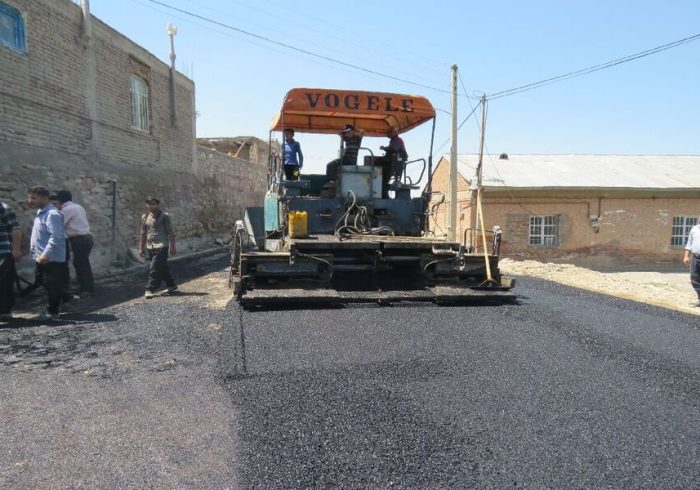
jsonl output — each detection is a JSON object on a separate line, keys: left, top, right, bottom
{"left": 0, "top": 0, "right": 268, "bottom": 275}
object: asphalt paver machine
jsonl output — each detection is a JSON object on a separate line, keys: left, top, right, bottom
{"left": 230, "top": 88, "right": 514, "bottom": 307}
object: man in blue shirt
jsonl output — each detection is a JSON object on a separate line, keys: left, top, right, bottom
{"left": 283, "top": 128, "right": 303, "bottom": 181}
{"left": 28, "top": 186, "right": 67, "bottom": 320}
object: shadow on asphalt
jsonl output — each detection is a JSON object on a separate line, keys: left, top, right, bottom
{"left": 0, "top": 313, "right": 119, "bottom": 330}
{"left": 10, "top": 252, "right": 228, "bottom": 318}
{"left": 243, "top": 298, "right": 523, "bottom": 312}
{"left": 161, "top": 291, "right": 209, "bottom": 297}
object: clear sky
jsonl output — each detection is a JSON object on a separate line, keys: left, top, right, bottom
{"left": 89, "top": 0, "right": 700, "bottom": 175}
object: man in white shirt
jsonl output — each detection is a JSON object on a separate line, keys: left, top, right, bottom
{"left": 55, "top": 190, "right": 94, "bottom": 296}
{"left": 682, "top": 220, "right": 700, "bottom": 307}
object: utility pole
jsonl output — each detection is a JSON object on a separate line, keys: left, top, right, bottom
{"left": 448, "top": 64, "right": 458, "bottom": 242}
{"left": 81, "top": 0, "right": 99, "bottom": 163}
{"left": 470, "top": 95, "right": 488, "bottom": 250}
{"left": 167, "top": 23, "right": 178, "bottom": 128}
{"left": 476, "top": 95, "right": 487, "bottom": 193}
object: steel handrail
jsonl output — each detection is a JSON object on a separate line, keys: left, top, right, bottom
{"left": 403, "top": 158, "right": 427, "bottom": 186}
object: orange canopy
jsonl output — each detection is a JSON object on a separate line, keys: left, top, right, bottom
{"left": 270, "top": 88, "right": 436, "bottom": 136}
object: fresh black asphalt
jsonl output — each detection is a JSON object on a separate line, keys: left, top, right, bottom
{"left": 1, "top": 253, "right": 698, "bottom": 488}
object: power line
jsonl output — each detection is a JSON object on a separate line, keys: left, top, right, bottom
{"left": 435, "top": 101, "right": 482, "bottom": 153}
{"left": 180, "top": 0, "right": 448, "bottom": 88}
{"left": 458, "top": 71, "right": 483, "bottom": 133}
{"left": 488, "top": 32, "right": 700, "bottom": 100}
{"left": 258, "top": 0, "right": 451, "bottom": 74}
{"left": 145, "top": 0, "right": 480, "bottom": 99}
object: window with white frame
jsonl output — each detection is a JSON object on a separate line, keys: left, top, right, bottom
{"left": 671, "top": 216, "right": 698, "bottom": 247}
{"left": 0, "top": 1, "right": 26, "bottom": 53}
{"left": 130, "top": 75, "right": 149, "bottom": 131}
{"left": 529, "top": 215, "right": 558, "bottom": 246}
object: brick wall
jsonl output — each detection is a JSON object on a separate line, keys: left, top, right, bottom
{"left": 429, "top": 155, "right": 471, "bottom": 236}
{"left": 0, "top": 0, "right": 269, "bottom": 275}
{"left": 431, "top": 159, "right": 700, "bottom": 261}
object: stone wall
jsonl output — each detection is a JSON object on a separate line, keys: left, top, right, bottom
{"left": 0, "top": 0, "right": 268, "bottom": 276}
{"left": 1, "top": 143, "right": 268, "bottom": 274}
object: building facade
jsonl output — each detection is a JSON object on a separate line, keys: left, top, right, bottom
{"left": 0, "top": 0, "right": 268, "bottom": 273}
{"left": 431, "top": 155, "right": 700, "bottom": 262}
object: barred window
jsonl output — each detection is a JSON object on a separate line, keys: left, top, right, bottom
{"left": 0, "top": 1, "right": 26, "bottom": 53}
{"left": 529, "top": 215, "right": 558, "bottom": 247}
{"left": 130, "top": 75, "right": 149, "bottom": 132}
{"left": 671, "top": 216, "right": 697, "bottom": 248}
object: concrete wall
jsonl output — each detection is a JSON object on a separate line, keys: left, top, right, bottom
{"left": 431, "top": 159, "right": 700, "bottom": 261}
{"left": 0, "top": 0, "right": 268, "bottom": 274}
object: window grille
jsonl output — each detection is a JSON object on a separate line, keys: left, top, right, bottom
{"left": 0, "top": 1, "right": 26, "bottom": 53}
{"left": 130, "top": 76, "right": 150, "bottom": 132}
{"left": 671, "top": 216, "right": 697, "bottom": 248}
{"left": 529, "top": 215, "right": 558, "bottom": 246}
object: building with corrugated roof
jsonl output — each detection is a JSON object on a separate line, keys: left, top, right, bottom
{"left": 431, "top": 154, "right": 700, "bottom": 261}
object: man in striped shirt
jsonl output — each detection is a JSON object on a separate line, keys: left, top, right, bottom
{"left": 0, "top": 202, "right": 22, "bottom": 321}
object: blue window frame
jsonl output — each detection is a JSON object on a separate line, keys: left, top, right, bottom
{"left": 0, "top": 1, "right": 26, "bottom": 53}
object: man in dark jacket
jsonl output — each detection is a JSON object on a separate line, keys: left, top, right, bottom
{"left": 379, "top": 128, "right": 408, "bottom": 198}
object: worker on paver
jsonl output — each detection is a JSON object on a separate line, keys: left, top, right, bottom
{"left": 282, "top": 128, "right": 303, "bottom": 181}
{"left": 682, "top": 219, "right": 700, "bottom": 307}
{"left": 139, "top": 197, "right": 177, "bottom": 299}
{"left": 378, "top": 127, "right": 408, "bottom": 198}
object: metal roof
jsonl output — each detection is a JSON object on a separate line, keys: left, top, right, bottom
{"left": 446, "top": 154, "right": 700, "bottom": 190}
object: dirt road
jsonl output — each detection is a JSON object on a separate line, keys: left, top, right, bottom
{"left": 500, "top": 258, "right": 700, "bottom": 316}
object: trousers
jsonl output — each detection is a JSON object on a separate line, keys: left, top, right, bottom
{"left": 691, "top": 254, "right": 700, "bottom": 299}
{"left": 146, "top": 247, "right": 175, "bottom": 292}
{"left": 0, "top": 255, "right": 15, "bottom": 314}
{"left": 284, "top": 165, "right": 300, "bottom": 180}
{"left": 69, "top": 234, "right": 95, "bottom": 293}
{"left": 36, "top": 262, "right": 66, "bottom": 314}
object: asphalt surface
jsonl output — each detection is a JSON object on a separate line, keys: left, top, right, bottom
{"left": 1, "top": 253, "right": 699, "bottom": 488}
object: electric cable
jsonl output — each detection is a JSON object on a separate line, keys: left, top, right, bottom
{"left": 488, "top": 32, "right": 700, "bottom": 100}
{"left": 180, "top": 0, "right": 447, "bottom": 88}
{"left": 145, "top": 0, "right": 480, "bottom": 99}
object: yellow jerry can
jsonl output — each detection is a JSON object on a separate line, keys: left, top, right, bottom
{"left": 288, "top": 211, "right": 308, "bottom": 238}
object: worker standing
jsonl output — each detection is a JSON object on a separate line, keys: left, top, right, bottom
{"left": 139, "top": 197, "right": 177, "bottom": 299}
{"left": 55, "top": 190, "right": 95, "bottom": 297}
{"left": 0, "top": 201, "right": 22, "bottom": 321}
{"left": 379, "top": 127, "right": 408, "bottom": 198}
{"left": 28, "top": 186, "right": 67, "bottom": 321}
{"left": 682, "top": 219, "right": 700, "bottom": 307}
{"left": 282, "top": 128, "right": 303, "bottom": 181}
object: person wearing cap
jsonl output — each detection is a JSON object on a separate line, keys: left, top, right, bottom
{"left": 282, "top": 128, "right": 303, "bottom": 181}
{"left": 325, "top": 125, "right": 365, "bottom": 186}
{"left": 139, "top": 197, "right": 177, "bottom": 299}
{"left": 340, "top": 124, "right": 364, "bottom": 166}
